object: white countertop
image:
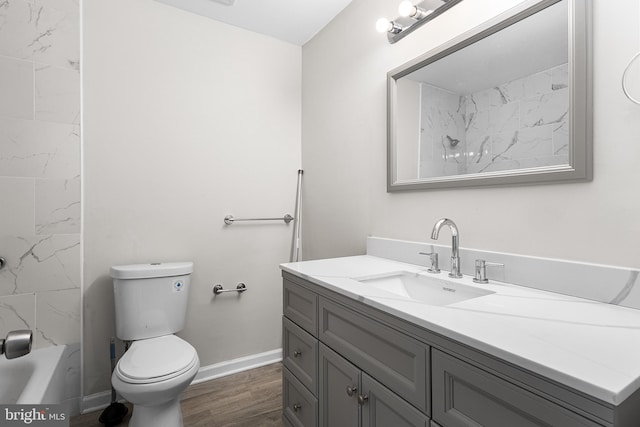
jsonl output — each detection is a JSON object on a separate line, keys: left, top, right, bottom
{"left": 281, "top": 255, "right": 640, "bottom": 405}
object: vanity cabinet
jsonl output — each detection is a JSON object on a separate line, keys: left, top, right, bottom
{"left": 282, "top": 272, "right": 638, "bottom": 427}
{"left": 283, "top": 278, "right": 428, "bottom": 427}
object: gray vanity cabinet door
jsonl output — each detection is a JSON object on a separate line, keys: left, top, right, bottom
{"left": 431, "top": 349, "right": 602, "bottom": 427}
{"left": 284, "top": 280, "right": 318, "bottom": 336}
{"left": 319, "top": 343, "right": 361, "bottom": 427}
{"left": 361, "top": 373, "right": 429, "bottom": 427}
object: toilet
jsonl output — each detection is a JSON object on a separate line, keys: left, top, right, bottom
{"left": 110, "top": 262, "right": 199, "bottom": 427}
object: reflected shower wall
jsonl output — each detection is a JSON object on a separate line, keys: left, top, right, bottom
{"left": 419, "top": 63, "right": 569, "bottom": 178}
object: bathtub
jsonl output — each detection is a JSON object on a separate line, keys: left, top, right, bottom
{"left": 0, "top": 344, "right": 74, "bottom": 405}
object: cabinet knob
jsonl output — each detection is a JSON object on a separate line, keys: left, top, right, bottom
{"left": 358, "top": 394, "right": 369, "bottom": 405}
{"left": 293, "top": 350, "right": 302, "bottom": 358}
{"left": 293, "top": 403, "right": 302, "bottom": 412}
{"left": 346, "top": 385, "right": 357, "bottom": 396}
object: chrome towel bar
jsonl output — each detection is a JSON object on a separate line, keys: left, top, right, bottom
{"left": 224, "top": 214, "right": 293, "bottom": 225}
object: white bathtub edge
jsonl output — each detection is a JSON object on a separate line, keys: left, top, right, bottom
{"left": 14, "top": 345, "right": 66, "bottom": 405}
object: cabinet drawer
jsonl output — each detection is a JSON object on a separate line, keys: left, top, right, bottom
{"left": 283, "top": 316, "right": 318, "bottom": 395}
{"left": 284, "top": 280, "right": 318, "bottom": 336}
{"left": 283, "top": 367, "right": 318, "bottom": 427}
{"left": 431, "top": 349, "right": 601, "bottom": 427}
{"left": 319, "top": 297, "right": 429, "bottom": 414}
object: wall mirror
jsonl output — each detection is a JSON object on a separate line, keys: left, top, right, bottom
{"left": 387, "top": 0, "right": 592, "bottom": 191}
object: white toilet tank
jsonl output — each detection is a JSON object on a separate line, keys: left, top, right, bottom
{"left": 111, "top": 262, "right": 193, "bottom": 341}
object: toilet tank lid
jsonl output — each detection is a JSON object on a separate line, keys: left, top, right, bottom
{"left": 110, "top": 262, "right": 193, "bottom": 279}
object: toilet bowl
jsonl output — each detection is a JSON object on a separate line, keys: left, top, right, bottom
{"left": 111, "top": 335, "right": 200, "bottom": 427}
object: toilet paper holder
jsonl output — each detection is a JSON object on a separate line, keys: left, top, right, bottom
{"left": 213, "top": 283, "right": 247, "bottom": 295}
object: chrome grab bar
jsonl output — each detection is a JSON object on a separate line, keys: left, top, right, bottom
{"left": 224, "top": 214, "right": 293, "bottom": 225}
{"left": 213, "top": 283, "right": 247, "bottom": 295}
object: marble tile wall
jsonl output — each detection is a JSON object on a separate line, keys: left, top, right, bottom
{"left": 0, "top": 0, "right": 80, "bottom": 350}
{"left": 419, "top": 84, "right": 468, "bottom": 178}
{"left": 419, "top": 64, "right": 569, "bottom": 178}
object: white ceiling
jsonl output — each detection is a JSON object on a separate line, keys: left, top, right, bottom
{"left": 154, "top": 0, "right": 354, "bottom": 46}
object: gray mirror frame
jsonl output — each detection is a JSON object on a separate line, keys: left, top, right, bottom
{"left": 387, "top": 0, "right": 592, "bottom": 192}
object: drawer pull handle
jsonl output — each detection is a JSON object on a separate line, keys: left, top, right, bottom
{"left": 293, "top": 403, "right": 302, "bottom": 412}
{"left": 358, "top": 394, "right": 369, "bottom": 405}
{"left": 346, "top": 385, "right": 357, "bottom": 396}
{"left": 293, "top": 350, "right": 302, "bottom": 358}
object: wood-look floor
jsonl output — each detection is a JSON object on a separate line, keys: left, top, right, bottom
{"left": 71, "top": 363, "right": 285, "bottom": 427}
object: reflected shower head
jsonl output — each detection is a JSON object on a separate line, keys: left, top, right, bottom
{"left": 446, "top": 135, "right": 460, "bottom": 148}
{"left": 1, "top": 330, "right": 33, "bottom": 359}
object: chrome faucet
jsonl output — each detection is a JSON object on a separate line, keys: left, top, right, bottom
{"left": 1, "top": 330, "right": 32, "bottom": 359}
{"left": 431, "top": 218, "right": 462, "bottom": 278}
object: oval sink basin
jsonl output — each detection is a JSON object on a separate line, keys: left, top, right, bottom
{"left": 356, "top": 272, "right": 494, "bottom": 306}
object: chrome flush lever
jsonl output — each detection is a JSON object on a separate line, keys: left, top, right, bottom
{"left": 473, "top": 259, "right": 504, "bottom": 284}
{"left": 418, "top": 252, "right": 440, "bottom": 273}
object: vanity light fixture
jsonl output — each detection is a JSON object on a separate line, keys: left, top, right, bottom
{"left": 377, "top": 0, "right": 464, "bottom": 44}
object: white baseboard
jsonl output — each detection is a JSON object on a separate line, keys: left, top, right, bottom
{"left": 64, "top": 396, "right": 82, "bottom": 417}
{"left": 81, "top": 390, "right": 114, "bottom": 415}
{"left": 80, "top": 348, "right": 282, "bottom": 414}
{"left": 192, "top": 348, "right": 282, "bottom": 384}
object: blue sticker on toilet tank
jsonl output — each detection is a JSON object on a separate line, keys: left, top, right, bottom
{"left": 173, "top": 280, "right": 184, "bottom": 292}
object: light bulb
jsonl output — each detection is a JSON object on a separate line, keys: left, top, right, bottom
{"left": 376, "top": 17, "right": 391, "bottom": 33}
{"left": 398, "top": 1, "right": 416, "bottom": 18}
{"left": 398, "top": 1, "right": 433, "bottom": 20}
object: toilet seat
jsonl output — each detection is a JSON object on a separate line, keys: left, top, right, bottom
{"left": 116, "top": 335, "right": 198, "bottom": 384}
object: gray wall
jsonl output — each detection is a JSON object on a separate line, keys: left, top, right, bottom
{"left": 83, "top": 0, "right": 301, "bottom": 396}
{"left": 301, "top": 0, "right": 640, "bottom": 269}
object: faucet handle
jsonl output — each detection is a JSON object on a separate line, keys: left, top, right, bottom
{"left": 418, "top": 252, "right": 441, "bottom": 273}
{"left": 473, "top": 259, "right": 504, "bottom": 284}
